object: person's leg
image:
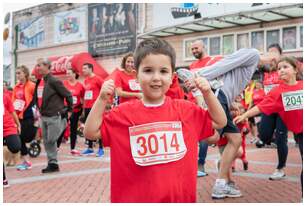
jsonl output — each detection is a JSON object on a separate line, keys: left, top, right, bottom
{"left": 198, "top": 140, "right": 208, "bottom": 176}
{"left": 258, "top": 113, "right": 276, "bottom": 144}
{"left": 275, "top": 115, "right": 288, "bottom": 170}
{"left": 295, "top": 133, "right": 303, "bottom": 195}
{"left": 70, "top": 111, "right": 81, "bottom": 151}
{"left": 82, "top": 108, "right": 95, "bottom": 155}
{"left": 56, "top": 129, "right": 65, "bottom": 149}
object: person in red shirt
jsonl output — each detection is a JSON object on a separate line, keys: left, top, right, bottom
{"left": 234, "top": 56, "right": 303, "bottom": 197}
{"left": 115, "top": 53, "right": 142, "bottom": 104}
{"left": 83, "top": 38, "right": 227, "bottom": 203}
{"left": 82, "top": 63, "right": 105, "bottom": 157}
{"left": 12, "top": 65, "right": 37, "bottom": 171}
{"left": 258, "top": 44, "right": 290, "bottom": 180}
{"left": 3, "top": 93, "right": 21, "bottom": 188}
{"left": 63, "top": 68, "right": 85, "bottom": 155}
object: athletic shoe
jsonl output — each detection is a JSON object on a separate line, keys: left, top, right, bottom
{"left": 212, "top": 181, "right": 242, "bottom": 199}
{"left": 96, "top": 148, "right": 104, "bottom": 157}
{"left": 197, "top": 171, "right": 208, "bottom": 177}
{"left": 81, "top": 148, "right": 94, "bottom": 156}
{"left": 41, "top": 163, "right": 59, "bottom": 173}
{"left": 16, "top": 161, "right": 32, "bottom": 171}
{"left": 3, "top": 179, "right": 10, "bottom": 188}
{"left": 215, "top": 159, "right": 221, "bottom": 172}
{"left": 269, "top": 169, "right": 285, "bottom": 180}
{"left": 71, "top": 149, "right": 81, "bottom": 156}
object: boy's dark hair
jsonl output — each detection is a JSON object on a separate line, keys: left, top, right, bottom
{"left": 121, "top": 52, "right": 134, "bottom": 69}
{"left": 268, "top": 43, "right": 282, "bottom": 55}
{"left": 83, "top": 63, "right": 94, "bottom": 71}
{"left": 134, "top": 38, "right": 176, "bottom": 72}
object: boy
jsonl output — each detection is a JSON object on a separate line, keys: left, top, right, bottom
{"left": 84, "top": 38, "right": 226, "bottom": 203}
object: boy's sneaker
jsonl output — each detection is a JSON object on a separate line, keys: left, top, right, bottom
{"left": 269, "top": 169, "right": 285, "bottom": 180}
{"left": 81, "top": 148, "right": 94, "bottom": 156}
{"left": 70, "top": 149, "right": 81, "bottom": 156}
{"left": 212, "top": 181, "right": 242, "bottom": 199}
{"left": 96, "top": 148, "right": 104, "bottom": 157}
{"left": 3, "top": 179, "right": 10, "bottom": 188}
{"left": 16, "top": 161, "right": 32, "bottom": 171}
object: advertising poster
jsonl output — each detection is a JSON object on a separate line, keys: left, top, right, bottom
{"left": 88, "top": 3, "right": 137, "bottom": 57}
{"left": 18, "top": 17, "right": 45, "bottom": 49}
{"left": 54, "top": 7, "right": 86, "bottom": 44}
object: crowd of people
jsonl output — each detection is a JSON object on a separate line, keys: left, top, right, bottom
{"left": 3, "top": 37, "right": 303, "bottom": 203}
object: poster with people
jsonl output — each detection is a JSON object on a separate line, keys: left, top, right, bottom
{"left": 18, "top": 17, "right": 45, "bottom": 49}
{"left": 88, "top": 3, "right": 137, "bottom": 57}
{"left": 53, "top": 7, "right": 86, "bottom": 44}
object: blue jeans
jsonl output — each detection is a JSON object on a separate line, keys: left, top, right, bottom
{"left": 198, "top": 140, "right": 208, "bottom": 165}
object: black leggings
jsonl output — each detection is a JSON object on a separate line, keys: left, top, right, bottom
{"left": 259, "top": 113, "right": 288, "bottom": 169}
{"left": 19, "top": 119, "right": 37, "bottom": 156}
{"left": 3, "top": 134, "right": 21, "bottom": 180}
{"left": 295, "top": 133, "right": 303, "bottom": 194}
{"left": 70, "top": 111, "right": 82, "bottom": 150}
{"left": 84, "top": 108, "right": 103, "bottom": 149}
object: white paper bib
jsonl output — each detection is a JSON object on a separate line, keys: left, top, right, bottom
{"left": 72, "top": 96, "right": 77, "bottom": 105}
{"left": 129, "top": 121, "right": 187, "bottom": 166}
{"left": 281, "top": 90, "right": 303, "bottom": 111}
{"left": 264, "top": 84, "right": 279, "bottom": 94}
{"left": 13, "top": 99, "right": 26, "bottom": 111}
{"left": 84, "top": 90, "right": 93, "bottom": 100}
{"left": 128, "top": 79, "right": 141, "bottom": 91}
{"left": 37, "top": 86, "right": 44, "bottom": 98}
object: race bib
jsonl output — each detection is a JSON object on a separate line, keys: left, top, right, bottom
{"left": 37, "top": 86, "right": 44, "bottom": 98}
{"left": 264, "top": 84, "right": 278, "bottom": 94}
{"left": 84, "top": 90, "right": 93, "bottom": 100}
{"left": 254, "top": 116, "right": 261, "bottom": 124}
{"left": 129, "top": 121, "right": 187, "bottom": 166}
{"left": 128, "top": 79, "right": 141, "bottom": 91}
{"left": 13, "top": 99, "right": 25, "bottom": 111}
{"left": 72, "top": 96, "right": 77, "bottom": 105}
{"left": 281, "top": 90, "right": 303, "bottom": 111}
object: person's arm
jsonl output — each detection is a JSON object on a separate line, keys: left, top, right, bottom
{"left": 194, "top": 76, "right": 226, "bottom": 129}
{"left": 115, "top": 87, "right": 142, "bottom": 99}
{"left": 12, "top": 112, "right": 21, "bottom": 134}
{"left": 233, "top": 105, "right": 261, "bottom": 124}
{"left": 84, "top": 79, "right": 115, "bottom": 140}
{"left": 52, "top": 78, "right": 73, "bottom": 116}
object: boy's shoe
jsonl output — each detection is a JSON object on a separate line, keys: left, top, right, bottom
{"left": 16, "top": 161, "right": 32, "bottom": 171}
{"left": 41, "top": 163, "right": 59, "bottom": 173}
{"left": 3, "top": 179, "right": 10, "bottom": 188}
{"left": 96, "top": 148, "right": 104, "bottom": 157}
{"left": 70, "top": 149, "right": 81, "bottom": 156}
{"left": 81, "top": 148, "right": 94, "bottom": 156}
{"left": 269, "top": 169, "right": 285, "bottom": 180}
{"left": 212, "top": 181, "right": 242, "bottom": 199}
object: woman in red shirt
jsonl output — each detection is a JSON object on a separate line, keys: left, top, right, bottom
{"left": 63, "top": 68, "right": 85, "bottom": 155}
{"left": 12, "top": 65, "right": 36, "bottom": 171}
{"left": 3, "top": 93, "right": 21, "bottom": 187}
{"left": 115, "top": 53, "right": 142, "bottom": 104}
{"left": 234, "top": 56, "right": 303, "bottom": 196}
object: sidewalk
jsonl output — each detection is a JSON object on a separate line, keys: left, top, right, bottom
{"left": 3, "top": 138, "right": 302, "bottom": 203}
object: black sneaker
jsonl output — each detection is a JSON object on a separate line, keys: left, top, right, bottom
{"left": 42, "top": 163, "right": 59, "bottom": 173}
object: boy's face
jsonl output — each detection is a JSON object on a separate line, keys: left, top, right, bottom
{"left": 137, "top": 54, "right": 173, "bottom": 104}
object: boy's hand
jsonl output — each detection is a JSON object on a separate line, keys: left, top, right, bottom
{"left": 194, "top": 75, "right": 211, "bottom": 94}
{"left": 99, "top": 79, "right": 115, "bottom": 101}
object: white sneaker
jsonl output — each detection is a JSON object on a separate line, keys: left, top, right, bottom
{"left": 212, "top": 181, "right": 242, "bottom": 199}
{"left": 269, "top": 169, "right": 286, "bottom": 180}
{"left": 215, "top": 159, "right": 220, "bottom": 172}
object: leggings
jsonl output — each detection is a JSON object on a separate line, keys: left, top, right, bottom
{"left": 295, "top": 133, "right": 303, "bottom": 195}
{"left": 259, "top": 113, "right": 288, "bottom": 169}
{"left": 3, "top": 134, "right": 21, "bottom": 180}
{"left": 84, "top": 108, "right": 103, "bottom": 149}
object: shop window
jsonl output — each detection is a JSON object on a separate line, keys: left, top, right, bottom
{"left": 266, "top": 29, "right": 280, "bottom": 51}
{"left": 237, "top": 33, "right": 249, "bottom": 50}
{"left": 251, "top": 31, "right": 264, "bottom": 53}
{"left": 209, "top": 37, "right": 221, "bottom": 56}
{"left": 223, "top": 35, "right": 234, "bottom": 55}
{"left": 283, "top": 27, "right": 296, "bottom": 50}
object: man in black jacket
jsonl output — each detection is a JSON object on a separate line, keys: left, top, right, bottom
{"left": 36, "top": 58, "right": 73, "bottom": 173}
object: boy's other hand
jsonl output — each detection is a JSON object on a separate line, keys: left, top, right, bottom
{"left": 194, "top": 75, "right": 211, "bottom": 94}
{"left": 100, "top": 79, "right": 115, "bottom": 101}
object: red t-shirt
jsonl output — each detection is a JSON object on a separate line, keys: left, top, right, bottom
{"left": 12, "top": 83, "right": 26, "bottom": 115}
{"left": 64, "top": 80, "right": 85, "bottom": 112}
{"left": 100, "top": 97, "right": 214, "bottom": 203}
{"left": 115, "top": 70, "right": 141, "bottom": 104}
{"left": 257, "top": 81, "right": 303, "bottom": 134}
{"left": 189, "top": 56, "right": 223, "bottom": 70}
{"left": 263, "top": 71, "right": 282, "bottom": 94}
{"left": 84, "top": 75, "right": 103, "bottom": 108}
{"left": 37, "top": 79, "right": 44, "bottom": 108}
{"left": 252, "top": 88, "right": 265, "bottom": 105}
{"left": 3, "top": 93, "right": 18, "bottom": 137}
{"left": 166, "top": 74, "right": 185, "bottom": 100}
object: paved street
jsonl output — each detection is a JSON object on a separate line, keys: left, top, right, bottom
{"left": 3, "top": 136, "right": 302, "bottom": 203}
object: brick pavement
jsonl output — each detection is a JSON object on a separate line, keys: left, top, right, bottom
{"left": 3, "top": 137, "right": 302, "bottom": 203}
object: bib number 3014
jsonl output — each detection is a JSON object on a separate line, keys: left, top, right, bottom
{"left": 129, "top": 122, "right": 187, "bottom": 166}
{"left": 282, "top": 90, "right": 303, "bottom": 111}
